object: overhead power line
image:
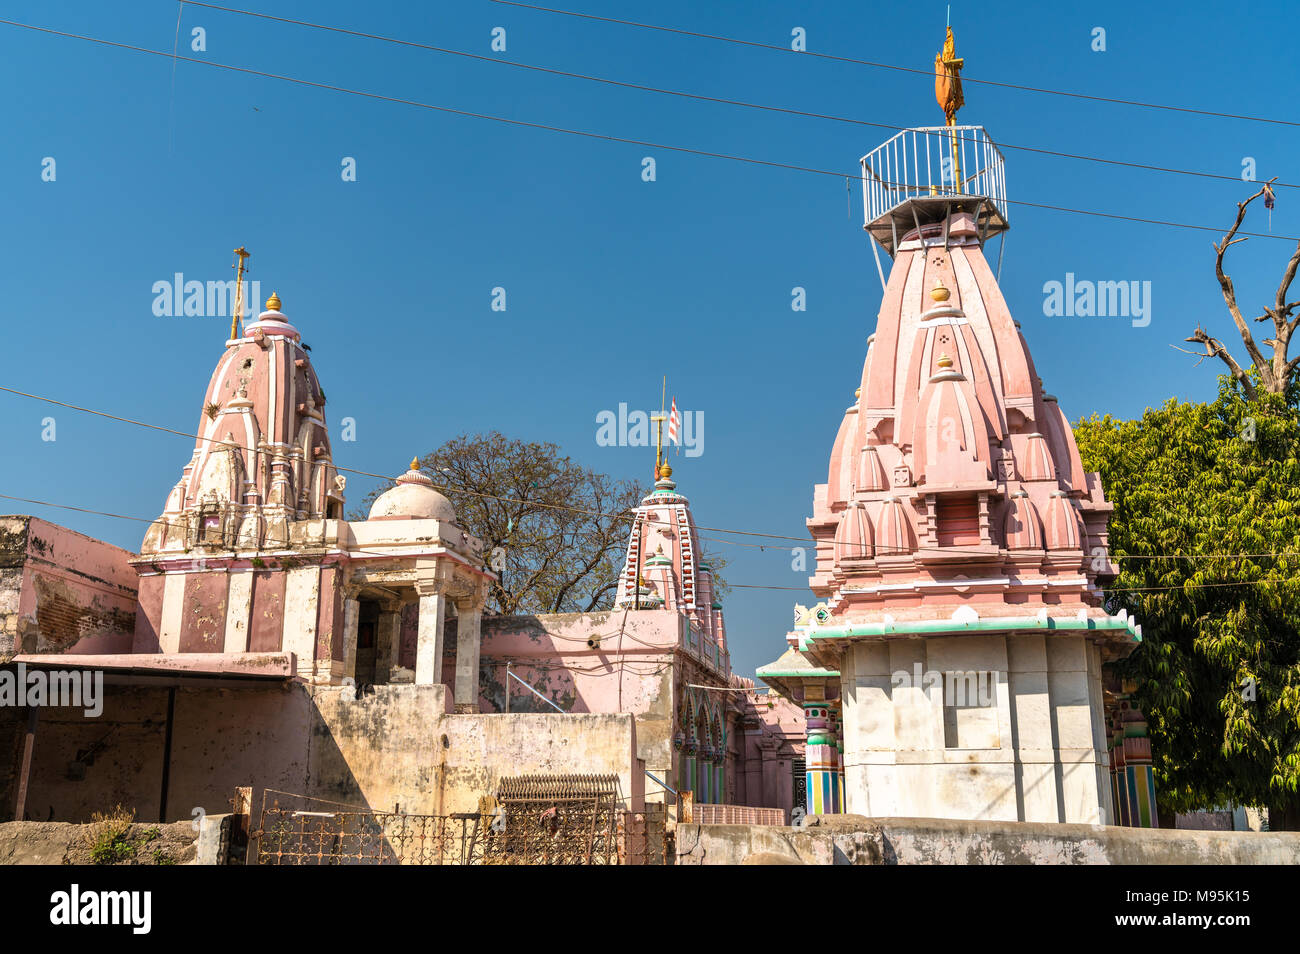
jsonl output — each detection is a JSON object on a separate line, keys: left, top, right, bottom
{"left": 0, "top": 17, "right": 1294, "bottom": 243}
{"left": 5, "top": 384, "right": 1300, "bottom": 568}
{"left": 0, "top": 491, "right": 1293, "bottom": 599}
{"left": 179, "top": 0, "right": 1297, "bottom": 191}
{"left": 490, "top": 0, "right": 1300, "bottom": 129}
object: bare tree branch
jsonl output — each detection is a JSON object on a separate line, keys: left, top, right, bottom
{"left": 1184, "top": 325, "right": 1257, "bottom": 400}
{"left": 1188, "top": 178, "right": 1298, "bottom": 397}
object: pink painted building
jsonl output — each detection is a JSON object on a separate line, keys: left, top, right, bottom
{"left": 2, "top": 287, "right": 797, "bottom": 822}
{"left": 0, "top": 517, "right": 138, "bottom": 659}
{"left": 472, "top": 463, "right": 803, "bottom": 816}
{"left": 760, "top": 28, "right": 1144, "bottom": 825}
{"left": 125, "top": 291, "right": 494, "bottom": 701}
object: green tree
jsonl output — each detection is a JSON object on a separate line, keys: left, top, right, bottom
{"left": 1075, "top": 378, "right": 1300, "bottom": 829}
{"left": 354, "top": 432, "right": 645, "bottom": 615}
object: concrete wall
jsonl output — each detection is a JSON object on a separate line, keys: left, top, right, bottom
{"left": 840, "top": 633, "right": 1110, "bottom": 823}
{"left": 479, "top": 611, "right": 686, "bottom": 798}
{"left": 676, "top": 815, "right": 1300, "bottom": 865}
{"left": 3, "top": 681, "right": 641, "bottom": 823}
{"left": 0, "top": 517, "right": 138, "bottom": 657}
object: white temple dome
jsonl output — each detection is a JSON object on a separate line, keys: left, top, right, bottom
{"left": 369, "top": 459, "right": 458, "bottom": 522}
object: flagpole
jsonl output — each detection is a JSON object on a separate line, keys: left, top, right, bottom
{"left": 652, "top": 376, "right": 667, "bottom": 480}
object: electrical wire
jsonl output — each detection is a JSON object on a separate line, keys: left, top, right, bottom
{"left": 0, "top": 18, "right": 1294, "bottom": 243}
{"left": 489, "top": 0, "right": 1300, "bottom": 129}
{"left": 1, "top": 491, "right": 1295, "bottom": 598}
{"left": 177, "top": 0, "right": 1298, "bottom": 190}
{"left": 6, "top": 380, "right": 1300, "bottom": 565}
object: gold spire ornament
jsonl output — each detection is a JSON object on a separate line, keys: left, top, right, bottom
{"left": 934, "top": 26, "right": 966, "bottom": 194}
{"left": 934, "top": 27, "right": 965, "bottom": 124}
{"left": 229, "top": 247, "right": 250, "bottom": 340}
{"left": 651, "top": 375, "right": 668, "bottom": 480}
{"left": 410, "top": 457, "right": 420, "bottom": 471}
{"left": 931, "top": 279, "right": 951, "bottom": 302}
{"left": 266, "top": 291, "right": 282, "bottom": 311}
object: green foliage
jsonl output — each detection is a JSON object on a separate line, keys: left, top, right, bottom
{"left": 353, "top": 432, "right": 648, "bottom": 615}
{"left": 83, "top": 809, "right": 167, "bottom": 865}
{"left": 85, "top": 805, "right": 137, "bottom": 865}
{"left": 1075, "top": 377, "right": 1300, "bottom": 823}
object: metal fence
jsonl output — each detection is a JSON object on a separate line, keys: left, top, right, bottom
{"left": 254, "top": 791, "right": 487, "bottom": 865}
{"left": 250, "top": 778, "right": 672, "bottom": 866}
{"left": 859, "top": 125, "right": 1008, "bottom": 254}
{"left": 489, "top": 773, "right": 621, "bottom": 865}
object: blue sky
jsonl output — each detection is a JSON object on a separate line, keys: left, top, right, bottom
{"left": 2, "top": 0, "right": 1297, "bottom": 678}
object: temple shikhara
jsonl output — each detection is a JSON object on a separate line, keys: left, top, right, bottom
{"left": 759, "top": 27, "right": 1155, "bottom": 826}
{"left": 0, "top": 281, "right": 800, "bottom": 836}
{"left": 0, "top": 24, "right": 1195, "bottom": 867}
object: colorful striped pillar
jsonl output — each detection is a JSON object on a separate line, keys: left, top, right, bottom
{"left": 803, "top": 703, "right": 836, "bottom": 814}
{"left": 831, "top": 702, "right": 845, "bottom": 813}
{"left": 1120, "top": 701, "right": 1158, "bottom": 828}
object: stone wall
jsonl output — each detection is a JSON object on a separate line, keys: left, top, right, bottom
{"left": 3, "top": 681, "right": 641, "bottom": 823}
{"left": 0, "top": 819, "right": 198, "bottom": 865}
{"left": 675, "top": 815, "right": 1300, "bottom": 865}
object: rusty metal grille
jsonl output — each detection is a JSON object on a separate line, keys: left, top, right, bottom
{"left": 249, "top": 782, "right": 672, "bottom": 865}
{"left": 620, "top": 806, "right": 674, "bottom": 865}
{"left": 487, "top": 773, "right": 621, "bottom": 865}
{"left": 253, "top": 791, "right": 487, "bottom": 865}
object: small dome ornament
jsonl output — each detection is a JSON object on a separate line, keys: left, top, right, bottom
{"left": 930, "top": 279, "right": 951, "bottom": 303}
{"left": 659, "top": 463, "right": 672, "bottom": 478}
{"left": 368, "top": 457, "right": 455, "bottom": 521}
{"left": 937, "top": 352, "right": 954, "bottom": 369}
{"left": 265, "top": 291, "right": 282, "bottom": 311}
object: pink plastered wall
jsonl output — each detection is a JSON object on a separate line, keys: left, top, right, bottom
{"left": 2, "top": 516, "right": 138, "bottom": 655}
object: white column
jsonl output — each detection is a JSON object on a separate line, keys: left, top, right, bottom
{"left": 223, "top": 570, "right": 253, "bottom": 653}
{"left": 282, "top": 566, "right": 320, "bottom": 672}
{"left": 374, "top": 604, "right": 403, "bottom": 683}
{"left": 454, "top": 602, "right": 483, "bottom": 712}
{"left": 159, "top": 572, "right": 186, "bottom": 654}
{"left": 341, "top": 595, "right": 360, "bottom": 684}
{"left": 415, "top": 584, "right": 446, "bottom": 687}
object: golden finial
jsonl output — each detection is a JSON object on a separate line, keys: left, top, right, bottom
{"left": 854, "top": 387, "right": 861, "bottom": 398}
{"left": 935, "top": 26, "right": 965, "bottom": 125}
{"left": 934, "top": 24, "right": 966, "bottom": 194}
{"left": 931, "top": 279, "right": 951, "bottom": 302}
{"left": 409, "top": 457, "right": 420, "bottom": 471}
{"left": 937, "top": 353, "right": 954, "bottom": 369}
{"left": 266, "top": 291, "right": 282, "bottom": 311}
{"left": 659, "top": 463, "right": 672, "bottom": 478}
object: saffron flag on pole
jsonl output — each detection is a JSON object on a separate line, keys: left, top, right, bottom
{"left": 668, "top": 397, "right": 680, "bottom": 447}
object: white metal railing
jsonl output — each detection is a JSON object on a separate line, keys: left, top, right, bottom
{"left": 859, "top": 125, "right": 1007, "bottom": 231}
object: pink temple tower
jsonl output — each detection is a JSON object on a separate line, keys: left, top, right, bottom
{"left": 760, "top": 27, "right": 1142, "bottom": 824}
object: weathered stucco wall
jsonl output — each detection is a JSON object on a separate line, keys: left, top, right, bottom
{"left": 5, "top": 682, "right": 640, "bottom": 823}
{"left": 480, "top": 611, "right": 688, "bottom": 796}
{"left": 676, "top": 815, "right": 1300, "bottom": 865}
{"left": 0, "top": 517, "right": 138, "bottom": 657}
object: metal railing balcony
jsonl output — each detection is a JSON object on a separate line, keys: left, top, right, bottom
{"left": 860, "top": 125, "right": 1009, "bottom": 256}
